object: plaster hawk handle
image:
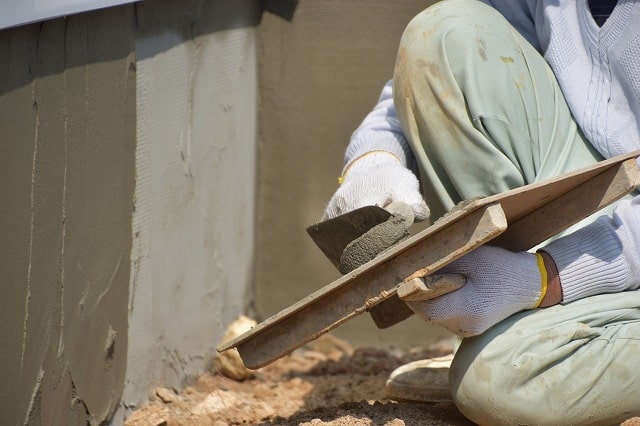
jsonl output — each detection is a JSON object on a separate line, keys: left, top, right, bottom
{"left": 397, "top": 274, "right": 466, "bottom": 302}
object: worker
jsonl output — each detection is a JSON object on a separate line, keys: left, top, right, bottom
{"left": 323, "top": 1, "right": 640, "bottom": 424}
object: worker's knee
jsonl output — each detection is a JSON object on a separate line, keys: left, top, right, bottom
{"left": 395, "top": 0, "right": 513, "bottom": 102}
{"left": 448, "top": 312, "right": 640, "bottom": 426}
{"left": 449, "top": 336, "right": 555, "bottom": 426}
{"left": 398, "top": 0, "right": 508, "bottom": 61}
{"left": 449, "top": 338, "right": 514, "bottom": 426}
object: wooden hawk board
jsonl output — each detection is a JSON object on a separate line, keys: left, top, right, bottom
{"left": 219, "top": 151, "right": 640, "bottom": 369}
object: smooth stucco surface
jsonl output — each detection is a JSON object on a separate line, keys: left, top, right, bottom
{"left": 255, "top": 0, "right": 453, "bottom": 347}
{"left": 0, "top": 8, "right": 136, "bottom": 425}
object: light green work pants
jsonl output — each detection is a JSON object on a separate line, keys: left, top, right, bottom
{"left": 392, "top": 0, "right": 640, "bottom": 424}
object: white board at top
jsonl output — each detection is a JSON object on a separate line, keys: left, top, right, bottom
{"left": 0, "top": 0, "right": 139, "bottom": 30}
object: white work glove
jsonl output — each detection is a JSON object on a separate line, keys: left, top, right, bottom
{"left": 323, "top": 151, "right": 430, "bottom": 221}
{"left": 406, "top": 246, "right": 544, "bottom": 337}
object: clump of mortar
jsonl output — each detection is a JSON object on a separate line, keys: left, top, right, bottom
{"left": 432, "top": 197, "right": 483, "bottom": 226}
{"left": 339, "top": 202, "right": 414, "bottom": 274}
{"left": 337, "top": 197, "right": 484, "bottom": 274}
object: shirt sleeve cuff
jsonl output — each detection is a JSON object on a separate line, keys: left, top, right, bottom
{"left": 542, "top": 217, "right": 627, "bottom": 303}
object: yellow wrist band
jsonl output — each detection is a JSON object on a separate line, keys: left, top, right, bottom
{"left": 338, "top": 150, "right": 401, "bottom": 184}
{"left": 534, "top": 252, "right": 548, "bottom": 308}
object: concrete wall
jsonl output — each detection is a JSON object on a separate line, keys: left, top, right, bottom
{"left": 0, "top": 0, "right": 260, "bottom": 424}
{"left": 120, "top": 0, "right": 260, "bottom": 420}
{"left": 0, "top": 8, "right": 136, "bottom": 425}
{"left": 255, "top": 0, "right": 451, "bottom": 348}
{"left": 0, "top": 9, "right": 135, "bottom": 424}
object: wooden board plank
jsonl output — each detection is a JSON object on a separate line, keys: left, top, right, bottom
{"left": 219, "top": 203, "right": 508, "bottom": 368}
{"left": 369, "top": 153, "right": 640, "bottom": 328}
{"left": 219, "top": 151, "right": 640, "bottom": 368}
{"left": 493, "top": 158, "right": 640, "bottom": 251}
{"left": 481, "top": 151, "right": 640, "bottom": 224}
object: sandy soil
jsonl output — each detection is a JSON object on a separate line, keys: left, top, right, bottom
{"left": 125, "top": 334, "right": 474, "bottom": 425}
{"left": 126, "top": 333, "right": 640, "bottom": 426}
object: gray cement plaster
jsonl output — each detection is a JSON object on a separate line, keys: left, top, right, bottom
{"left": 116, "top": 0, "right": 261, "bottom": 422}
{"left": 255, "top": 0, "right": 452, "bottom": 348}
{"left": 1, "top": 1, "right": 261, "bottom": 424}
{"left": 339, "top": 202, "right": 414, "bottom": 274}
{"left": 0, "top": 7, "right": 136, "bottom": 425}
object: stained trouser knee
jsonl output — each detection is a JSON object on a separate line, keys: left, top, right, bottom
{"left": 448, "top": 337, "right": 530, "bottom": 426}
{"left": 447, "top": 296, "right": 640, "bottom": 426}
{"left": 394, "top": 0, "right": 518, "bottom": 107}
{"left": 393, "top": 0, "right": 538, "bottom": 216}
{"left": 392, "top": 0, "right": 597, "bottom": 220}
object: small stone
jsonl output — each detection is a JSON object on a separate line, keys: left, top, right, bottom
{"left": 313, "top": 333, "right": 354, "bottom": 356}
{"left": 253, "top": 383, "right": 274, "bottom": 399}
{"left": 215, "top": 315, "right": 258, "bottom": 380}
{"left": 124, "top": 404, "right": 169, "bottom": 426}
{"left": 302, "top": 350, "right": 328, "bottom": 362}
{"left": 190, "top": 390, "right": 243, "bottom": 416}
{"left": 155, "top": 387, "right": 178, "bottom": 403}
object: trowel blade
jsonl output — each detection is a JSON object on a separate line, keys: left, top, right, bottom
{"left": 306, "top": 205, "right": 391, "bottom": 270}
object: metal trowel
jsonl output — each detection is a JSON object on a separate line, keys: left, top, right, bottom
{"left": 306, "top": 205, "right": 393, "bottom": 271}
{"left": 306, "top": 202, "right": 465, "bottom": 326}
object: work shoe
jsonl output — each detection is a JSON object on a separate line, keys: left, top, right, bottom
{"left": 385, "top": 354, "right": 453, "bottom": 402}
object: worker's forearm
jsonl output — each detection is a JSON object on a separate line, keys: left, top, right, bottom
{"left": 346, "top": 79, "right": 414, "bottom": 170}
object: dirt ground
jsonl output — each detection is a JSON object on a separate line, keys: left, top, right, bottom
{"left": 126, "top": 333, "right": 640, "bottom": 426}
{"left": 125, "top": 334, "right": 472, "bottom": 426}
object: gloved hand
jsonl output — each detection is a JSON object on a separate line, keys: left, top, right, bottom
{"left": 406, "top": 245, "right": 545, "bottom": 337}
{"left": 323, "top": 151, "right": 430, "bottom": 221}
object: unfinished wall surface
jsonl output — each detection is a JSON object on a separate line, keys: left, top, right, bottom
{"left": 256, "top": 0, "right": 453, "bottom": 347}
{"left": 118, "top": 0, "right": 260, "bottom": 421}
{"left": 0, "top": 0, "right": 260, "bottom": 424}
{"left": 0, "top": 8, "right": 136, "bottom": 425}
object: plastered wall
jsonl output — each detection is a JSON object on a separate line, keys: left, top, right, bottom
{"left": 120, "top": 0, "right": 260, "bottom": 420}
{"left": 255, "top": 0, "right": 452, "bottom": 347}
{"left": 0, "top": 8, "right": 136, "bottom": 425}
{"left": 0, "top": 0, "right": 260, "bottom": 424}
